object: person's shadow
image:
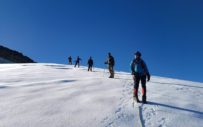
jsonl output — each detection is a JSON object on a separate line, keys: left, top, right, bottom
{"left": 150, "top": 81, "right": 203, "bottom": 89}
{"left": 146, "top": 101, "right": 203, "bottom": 116}
{"left": 138, "top": 101, "right": 203, "bottom": 127}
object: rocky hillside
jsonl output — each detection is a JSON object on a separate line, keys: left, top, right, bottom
{"left": 0, "top": 45, "right": 35, "bottom": 63}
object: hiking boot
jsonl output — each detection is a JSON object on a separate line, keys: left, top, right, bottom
{"left": 142, "top": 96, "right": 147, "bottom": 103}
{"left": 142, "top": 100, "right": 147, "bottom": 104}
{"left": 133, "top": 96, "right": 140, "bottom": 103}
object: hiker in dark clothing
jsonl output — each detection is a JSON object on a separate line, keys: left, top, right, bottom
{"left": 131, "top": 51, "right": 150, "bottom": 103}
{"left": 75, "top": 56, "right": 81, "bottom": 68}
{"left": 87, "top": 56, "right": 94, "bottom": 72}
{"left": 105, "top": 52, "right": 115, "bottom": 78}
{"left": 68, "top": 56, "right": 72, "bottom": 65}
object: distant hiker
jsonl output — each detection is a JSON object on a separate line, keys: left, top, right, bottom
{"left": 68, "top": 56, "right": 72, "bottom": 65}
{"left": 105, "top": 52, "right": 115, "bottom": 78}
{"left": 87, "top": 56, "right": 94, "bottom": 72}
{"left": 75, "top": 56, "right": 81, "bottom": 68}
{"left": 131, "top": 51, "right": 150, "bottom": 103}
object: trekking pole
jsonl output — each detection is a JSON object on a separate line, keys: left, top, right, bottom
{"left": 103, "top": 63, "right": 108, "bottom": 77}
{"left": 92, "top": 65, "right": 94, "bottom": 72}
{"left": 103, "top": 65, "right": 106, "bottom": 77}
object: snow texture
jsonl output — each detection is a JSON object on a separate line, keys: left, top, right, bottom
{"left": 0, "top": 63, "right": 202, "bottom": 127}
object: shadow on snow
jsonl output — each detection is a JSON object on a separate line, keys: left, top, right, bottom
{"left": 150, "top": 81, "right": 203, "bottom": 89}
{"left": 147, "top": 101, "right": 203, "bottom": 116}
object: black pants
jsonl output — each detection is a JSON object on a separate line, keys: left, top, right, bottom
{"left": 75, "top": 62, "right": 80, "bottom": 67}
{"left": 133, "top": 74, "right": 147, "bottom": 101}
{"left": 88, "top": 65, "right": 93, "bottom": 71}
{"left": 108, "top": 65, "right": 114, "bottom": 78}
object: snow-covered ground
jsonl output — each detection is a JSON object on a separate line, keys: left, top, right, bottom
{"left": 0, "top": 63, "right": 202, "bottom": 127}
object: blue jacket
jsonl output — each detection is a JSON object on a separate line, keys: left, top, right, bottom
{"left": 131, "top": 58, "right": 149, "bottom": 76}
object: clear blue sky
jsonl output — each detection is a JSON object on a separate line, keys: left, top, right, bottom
{"left": 0, "top": 0, "right": 203, "bottom": 82}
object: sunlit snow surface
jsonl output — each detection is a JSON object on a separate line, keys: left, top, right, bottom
{"left": 0, "top": 64, "right": 202, "bottom": 127}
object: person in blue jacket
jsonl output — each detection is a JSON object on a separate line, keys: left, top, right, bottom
{"left": 131, "top": 51, "right": 150, "bottom": 103}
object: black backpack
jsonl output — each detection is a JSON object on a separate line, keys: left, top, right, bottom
{"left": 109, "top": 56, "right": 115, "bottom": 66}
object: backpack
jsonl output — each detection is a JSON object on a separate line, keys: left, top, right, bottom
{"left": 88, "top": 59, "right": 93, "bottom": 65}
{"left": 109, "top": 56, "right": 115, "bottom": 66}
{"left": 133, "top": 59, "right": 145, "bottom": 74}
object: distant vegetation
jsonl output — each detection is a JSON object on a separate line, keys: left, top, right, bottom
{"left": 0, "top": 45, "right": 35, "bottom": 63}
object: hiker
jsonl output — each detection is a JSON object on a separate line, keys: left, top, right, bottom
{"left": 75, "top": 56, "right": 81, "bottom": 68}
{"left": 68, "top": 56, "right": 72, "bottom": 65}
{"left": 87, "top": 56, "right": 94, "bottom": 72}
{"left": 131, "top": 51, "right": 150, "bottom": 103}
{"left": 105, "top": 52, "right": 115, "bottom": 78}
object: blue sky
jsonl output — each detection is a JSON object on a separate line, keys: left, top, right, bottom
{"left": 0, "top": 0, "right": 203, "bottom": 82}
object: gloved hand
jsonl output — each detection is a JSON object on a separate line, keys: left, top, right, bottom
{"left": 147, "top": 73, "right": 150, "bottom": 81}
{"left": 131, "top": 71, "right": 135, "bottom": 75}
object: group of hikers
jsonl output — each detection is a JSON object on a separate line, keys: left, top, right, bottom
{"left": 68, "top": 56, "right": 93, "bottom": 72}
{"left": 68, "top": 51, "right": 150, "bottom": 103}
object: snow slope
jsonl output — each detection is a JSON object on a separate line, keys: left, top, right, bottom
{"left": 0, "top": 63, "right": 202, "bottom": 127}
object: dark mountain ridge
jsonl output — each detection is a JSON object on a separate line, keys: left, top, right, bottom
{"left": 0, "top": 45, "right": 35, "bottom": 63}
